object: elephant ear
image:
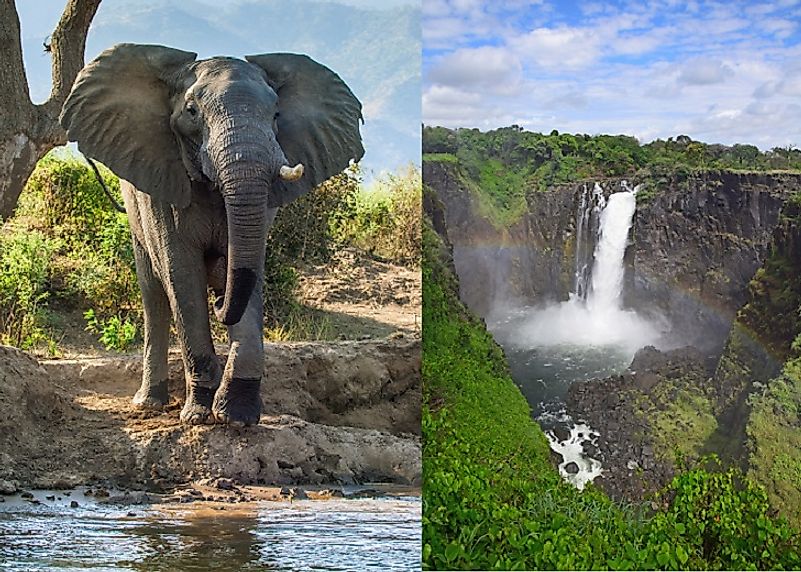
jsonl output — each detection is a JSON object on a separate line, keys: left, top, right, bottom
{"left": 245, "top": 53, "right": 364, "bottom": 208}
{"left": 60, "top": 43, "right": 197, "bottom": 208}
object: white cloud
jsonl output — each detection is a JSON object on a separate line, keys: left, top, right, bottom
{"left": 677, "top": 58, "right": 734, "bottom": 86}
{"left": 427, "top": 46, "right": 522, "bottom": 95}
{"left": 758, "top": 17, "right": 797, "bottom": 38}
{"left": 511, "top": 26, "right": 602, "bottom": 69}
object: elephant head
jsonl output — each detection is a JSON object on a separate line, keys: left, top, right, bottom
{"left": 60, "top": 44, "right": 364, "bottom": 325}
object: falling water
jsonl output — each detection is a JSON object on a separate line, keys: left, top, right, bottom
{"left": 494, "top": 183, "right": 658, "bottom": 353}
{"left": 587, "top": 188, "right": 637, "bottom": 313}
{"left": 574, "top": 183, "right": 606, "bottom": 300}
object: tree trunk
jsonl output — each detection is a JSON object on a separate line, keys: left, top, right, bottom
{"left": 0, "top": 0, "right": 101, "bottom": 220}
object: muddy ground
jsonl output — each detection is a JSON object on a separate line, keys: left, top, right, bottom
{"left": 0, "top": 250, "right": 421, "bottom": 494}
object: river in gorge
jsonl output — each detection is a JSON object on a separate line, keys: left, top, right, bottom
{"left": 488, "top": 182, "right": 662, "bottom": 489}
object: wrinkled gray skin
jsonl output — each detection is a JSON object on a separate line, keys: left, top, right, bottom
{"left": 60, "top": 44, "right": 363, "bottom": 426}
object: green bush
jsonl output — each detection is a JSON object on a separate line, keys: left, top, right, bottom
{"left": 83, "top": 308, "right": 137, "bottom": 352}
{"left": 263, "top": 167, "right": 359, "bottom": 326}
{"left": 19, "top": 153, "right": 123, "bottom": 247}
{"left": 0, "top": 229, "right": 59, "bottom": 350}
{"left": 16, "top": 154, "right": 142, "bottom": 350}
{"left": 331, "top": 165, "right": 422, "bottom": 266}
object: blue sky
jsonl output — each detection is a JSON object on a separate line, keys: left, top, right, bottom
{"left": 423, "top": 0, "right": 801, "bottom": 149}
{"left": 17, "top": 0, "right": 420, "bottom": 178}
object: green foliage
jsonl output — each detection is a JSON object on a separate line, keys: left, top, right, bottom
{"left": 748, "top": 357, "right": 801, "bottom": 527}
{"left": 422, "top": 126, "right": 801, "bottom": 217}
{"left": 263, "top": 168, "right": 359, "bottom": 326}
{"left": 331, "top": 165, "right": 421, "bottom": 266}
{"left": 422, "top": 217, "right": 801, "bottom": 569}
{"left": 0, "top": 229, "right": 59, "bottom": 350}
{"left": 83, "top": 308, "right": 137, "bottom": 352}
{"left": 19, "top": 154, "right": 141, "bottom": 329}
{"left": 636, "top": 384, "right": 718, "bottom": 461}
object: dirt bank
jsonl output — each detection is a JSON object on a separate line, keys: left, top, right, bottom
{"left": 0, "top": 335, "right": 421, "bottom": 493}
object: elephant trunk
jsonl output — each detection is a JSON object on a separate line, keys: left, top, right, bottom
{"left": 210, "top": 118, "right": 286, "bottom": 326}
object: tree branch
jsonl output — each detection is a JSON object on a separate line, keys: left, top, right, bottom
{"left": 0, "top": 0, "right": 33, "bottom": 121}
{"left": 42, "top": 0, "right": 102, "bottom": 118}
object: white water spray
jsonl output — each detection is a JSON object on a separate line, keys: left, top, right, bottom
{"left": 506, "top": 183, "right": 659, "bottom": 354}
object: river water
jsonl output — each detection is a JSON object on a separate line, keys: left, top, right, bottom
{"left": 0, "top": 488, "right": 421, "bottom": 571}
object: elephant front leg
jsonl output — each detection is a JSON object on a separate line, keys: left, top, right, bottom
{"left": 166, "top": 256, "right": 222, "bottom": 425}
{"left": 212, "top": 287, "right": 264, "bottom": 426}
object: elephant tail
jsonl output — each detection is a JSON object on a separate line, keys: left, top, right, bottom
{"left": 86, "top": 157, "right": 126, "bottom": 213}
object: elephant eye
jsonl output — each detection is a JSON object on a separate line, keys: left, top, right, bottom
{"left": 186, "top": 103, "right": 198, "bottom": 118}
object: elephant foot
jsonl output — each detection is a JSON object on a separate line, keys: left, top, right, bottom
{"left": 132, "top": 380, "right": 169, "bottom": 410}
{"left": 212, "top": 377, "right": 262, "bottom": 427}
{"left": 180, "top": 381, "right": 217, "bottom": 425}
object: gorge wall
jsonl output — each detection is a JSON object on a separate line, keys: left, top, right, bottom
{"left": 425, "top": 159, "right": 801, "bottom": 355}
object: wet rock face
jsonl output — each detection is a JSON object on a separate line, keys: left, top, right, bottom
{"left": 567, "top": 346, "right": 712, "bottom": 501}
{"left": 0, "top": 338, "right": 421, "bottom": 491}
{"left": 423, "top": 161, "right": 577, "bottom": 316}
{"left": 628, "top": 172, "right": 801, "bottom": 355}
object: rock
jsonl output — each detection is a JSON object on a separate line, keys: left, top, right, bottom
{"left": 20, "top": 491, "right": 33, "bottom": 499}
{"left": 582, "top": 442, "right": 600, "bottom": 459}
{"left": 564, "top": 462, "right": 580, "bottom": 474}
{"left": 0, "top": 479, "right": 18, "bottom": 495}
{"left": 70, "top": 500, "right": 79, "bottom": 508}
{"left": 278, "top": 487, "right": 308, "bottom": 500}
{"left": 213, "top": 478, "right": 236, "bottom": 491}
{"left": 45, "top": 495, "right": 55, "bottom": 501}
{"left": 103, "top": 491, "right": 153, "bottom": 505}
{"left": 345, "top": 488, "right": 383, "bottom": 499}
{"left": 551, "top": 426, "right": 571, "bottom": 443}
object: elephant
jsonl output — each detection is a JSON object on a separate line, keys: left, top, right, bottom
{"left": 60, "top": 43, "right": 363, "bottom": 426}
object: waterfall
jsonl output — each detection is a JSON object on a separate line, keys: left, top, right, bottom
{"left": 498, "top": 182, "right": 658, "bottom": 352}
{"left": 586, "top": 186, "right": 637, "bottom": 313}
{"left": 573, "top": 183, "right": 606, "bottom": 300}
{"left": 487, "top": 181, "right": 661, "bottom": 492}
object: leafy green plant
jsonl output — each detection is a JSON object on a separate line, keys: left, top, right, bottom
{"left": 83, "top": 308, "right": 137, "bottom": 351}
{"left": 0, "top": 229, "right": 59, "bottom": 350}
{"left": 331, "top": 164, "right": 421, "bottom": 265}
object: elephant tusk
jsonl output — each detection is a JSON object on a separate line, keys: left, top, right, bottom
{"left": 279, "top": 163, "right": 304, "bottom": 181}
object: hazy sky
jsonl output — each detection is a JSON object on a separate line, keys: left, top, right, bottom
{"left": 16, "top": 0, "right": 420, "bottom": 177}
{"left": 423, "top": 0, "right": 801, "bottom": 149}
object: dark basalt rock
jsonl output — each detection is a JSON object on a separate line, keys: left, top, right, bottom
{"left": 566, "top": 346, "right": 709, "bottom": 501}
